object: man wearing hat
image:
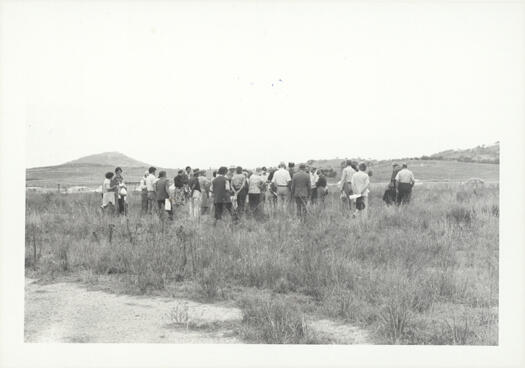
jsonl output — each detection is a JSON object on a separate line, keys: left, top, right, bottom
{"left": 395, "top": 163, "right": 415, "bottom": 205}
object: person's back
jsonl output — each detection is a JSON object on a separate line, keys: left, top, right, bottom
{"left": 351, "top": 170, "right": 370, "bottom": 196}
{"left": 395, "top": 168, "right": 415, "bottom": 184}
{"left": 291, "top": 164, "right": 311, "bottom": 217}
{"left": 174, "top": 174, "right": 185, "bottom": 188}
{"left": 351, "top": 164, "right": 370, "bottom": 216}
{"left": 292, "top": 170, "right": 311, "bottom": 198}
{"left": 272, "top": 168, "right": 291, "bottom": 186}
{"left": 231, "top": 173, "right": 246, "bottom": 191}
{"left": 316, "top": 175, "right": 327, "bottom": 188}
{"left": 395, "top": 164, "right": 415, "bottom": 205}
{"left": 341, "top": 165, "right": 356, "bottom": 184}
{"left": 155, "top": 177, "right": 170, "bottom": 200}
{"left": 248, "top": 174, "right": 263, "bottom": 194}
{"left": 146, "top": 173, "right": 157, "bottom": 191}
{"left": 212, "top": 175, "right": 231, "bottom": 204}
{"left": 189, "top": 175, "right": 201, "bottom": 193}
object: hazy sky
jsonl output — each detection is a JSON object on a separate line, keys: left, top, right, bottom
{"left": 2, "top": 1, "right": 523, "bottom": 169}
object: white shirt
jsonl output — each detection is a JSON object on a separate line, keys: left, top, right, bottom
{"left": 351, "top": 171, "right": 370, "bottom": 197}
{"left": 103, "top": 178, "right": 112, "bottom": 193}
{"left": 145, "top": 174, "right": 157, "bottom": 191}
{"left": 271, "top": 168, "right": 292, "bottom": 186}
{"left": 395, "top": 168, "right": 415, "bottom": 184}
{"left": 310, "top": 171, "right": 319, "bottom": 189}
{"left": 139, "top": 176, "right": 147, "bottom": 191}
{"left": 248, "top": 174, "right": 264, "bottom": 194}
{"left": 341, "top": 166, "right": 356, "bottom": 183}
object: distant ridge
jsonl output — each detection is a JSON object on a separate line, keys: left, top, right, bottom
{"left": 63, "top": 152, "right": 150, "bottom": 168}
{"left": 425, "top": 142, "right": 499, "bottom": 164}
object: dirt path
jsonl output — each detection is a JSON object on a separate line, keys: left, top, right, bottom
{"left": 25, "top": 278, "right": 242, "bottom": 343}
{"left": 25, "top": 278, "right": 369, "bottom": 344}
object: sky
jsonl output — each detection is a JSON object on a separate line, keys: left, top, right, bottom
{"left": 1, "top": 1, "right": 523, "bottom": 169}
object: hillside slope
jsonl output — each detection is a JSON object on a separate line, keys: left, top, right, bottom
{"left": 64, "top": 152, "right": 150, "bottom": 167}
{"left": 27, "top": 152, "right": 168, "bottom": 188}
{"left": 425, "top": 142, "right": 499, "bottom": 163}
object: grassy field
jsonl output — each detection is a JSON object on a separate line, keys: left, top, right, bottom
{"left": 25, "top": 183, "right": 499, "bottom": 344}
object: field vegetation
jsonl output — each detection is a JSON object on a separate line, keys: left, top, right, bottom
{"left": 25, "top": 183, "right": 498, "bottom": 344}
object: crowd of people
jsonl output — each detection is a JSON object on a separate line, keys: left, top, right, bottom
{"left": 100, "top": 160, "right": 416, "bottom": 223}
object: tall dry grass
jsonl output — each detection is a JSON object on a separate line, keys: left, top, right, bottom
{"left": 25, "top": 183, "right": 499, "bottom": 344}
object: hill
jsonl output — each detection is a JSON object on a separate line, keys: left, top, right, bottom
{"left": 307, "top": 143, "right": 499, "bottom": 182}
{"left": 26, "top": 152, "right": 170, "bottom": 188}
{"left": 64, "top": 152, "right": 150, "bottom": 167}
{"left": 424, "top": 142, "right": 499, "bottom": 164}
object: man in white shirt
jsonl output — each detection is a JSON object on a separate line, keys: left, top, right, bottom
{"left": 395, "top": 163, "right": 415, "bottom": 205}
{"left": 271, "top": 162, "right": 292, "bottom": 211}
{"left": 340, "top": 160, "right": 357, "bottom": 211}
{"left": 351, "top": 163, "right": 370, "bottom": 218}
{"left": 145, "top": 166, "right": 157, "bottom": 214}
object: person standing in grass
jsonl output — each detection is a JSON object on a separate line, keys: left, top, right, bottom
{"left": 209, "top": 170, "right": 217, "bottom": 217}
{"left": 188, "top": 169, "right": 202, "bottom": 219}
{"left": 383, "top": 163, "right": 401, "bottom": 205}
{"left": 271, "top": 162, "right": 292, "bottom": 211}
{"left": 101, "top": 172, "right": 117, "bottom": 213}
{"left": 155, "top": 171, "right": 172, "bottom": 220}
{"left": 260, "top": 167, "right": 269, "bottom": 206}
{"left": 145, "top": 166, "right": 157, "bottom": 214}
{"left": 291, "top": 163, "right": 311, "bottom": 218}
{"left": 248, "top": 168, "right": 265, "bottom": 218}
{"left": 139, "top": 170, "right": 149, "bottom": 214}
{"left": 309, "top": 167, "right": 320, "bottom": 205}
{"left": 351, "top": 163, "right": 370, "bottom": 218}
{"left": 340, "top": 160, "right": 356, "bottom": 212}
{"left": 183, "top": 166, "right": 191, "bottom": 203}
{"left": 111, "top": 167, "right": 127, "bottom": 215}
{"left": 395, "top": 163, "right": 415, "bottom": 205}
{"left": 266, "top": 168, "right": 278, "bottom": 210}
{"left": 173, "top": 170, "right": 186, "bottom": 207}
{"left": 198, "top": 170, "right": 211, "bottom": 215}
{"left": 231, "top": 166, "right": 248, "bottom": 216}
{"left": 316, "top": 171, "right": 328, "bottom": 206}
{"left": 211, "top": 166, "right": 236, "bottom": 225}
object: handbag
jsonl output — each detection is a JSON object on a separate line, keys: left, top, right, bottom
{"left": 165, "top": 198, "right": 172, "bottom": 211}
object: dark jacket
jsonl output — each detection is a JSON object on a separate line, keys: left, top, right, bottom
{"left": 316, "top": 175, "right": 327, "bottom": 188}
{"left": 174, "top": 174, "right": 185, "bottom": 188}
{"left": 189, "top": 176, "right": 201, "bottom": 193}
{"left": 390, "top": 167, "right": 401, "bottom": 188}
{"left": 212, "top": 175, "right": 232, "bottom": 204}
{"left": 155, "top": 177, "right": 170, "bottom": 200}
{"left": 291, "top": 171, "right": 311, "bottom": 198}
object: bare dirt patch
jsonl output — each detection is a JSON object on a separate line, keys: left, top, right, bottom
{"left": 25, "top": 278, "right": 369, "bottom": 344}
{"left": 25, "top": 278, "right": 241, "bottom": 343}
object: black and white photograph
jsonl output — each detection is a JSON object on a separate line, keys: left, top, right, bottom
{"left": 0, "top": 0, "right": 524, "bottom": 367}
